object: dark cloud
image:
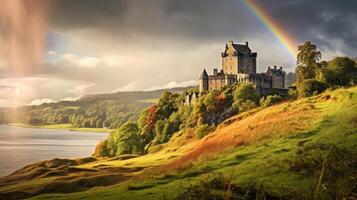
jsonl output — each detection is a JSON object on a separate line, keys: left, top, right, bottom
{"left": 256, "top": 0, "right": 357, "bottom": 54}
{"left": 1, "top": 0, "right": 355, "bottom": 106}
{"left": 51, "top": 0, "right": 127, "bottom": 31}
{"left": 51, "top": 0, "right": 261, "bottom": 42}
{"left": 51, "top": 0, "right": 357, "bottom": 55}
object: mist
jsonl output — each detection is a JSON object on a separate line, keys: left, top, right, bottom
{"left": 0, "top": 0, "right": 50, "bottom": 75}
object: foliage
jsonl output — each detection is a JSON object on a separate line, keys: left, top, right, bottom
{"left": 155, "top": 91, "right": 179, "bottom": 119}
{"left": 321, "top": 57, "right": 357, "bottom": 86}
{"left": 194, "top": 124, "right": 214, "bottom": 139}
{"left": 294, "top": 41, "right": 357, "bottom": 97}
{"left": 260, "top": 95, "right": 283, "bottom": 107}
{"left": 107, "top": 122, "right": 144, "bottom": 155}
{"left": 93, "top": 140, "right": 109, "bottom": 157}
{"left": 295, "top": 41, "right": 322, "bottom": 92}
{"left": 0, "top": 87, "right": 193, "bottom": 129}
{"left": 297, "top": 79, "right": 328, "bottom": 97}
{"left": 297, "top": 41, "right": 322, "bottom": 67}
{"left": 232, "top": 83, "right": 259, "bottom": 112}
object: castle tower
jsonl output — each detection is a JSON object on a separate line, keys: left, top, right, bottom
{"left": 221, "top": 41, "right": 257, "bottom": 75}
{"left": 199, "top": 69, "right": 209, "bottom": 93}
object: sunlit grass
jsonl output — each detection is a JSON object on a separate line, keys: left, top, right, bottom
{"left": 9, "top": 123, "right": 111, "bottom": 133}
{"left": 3, "top": 87, "right": 356, "bottom": 200}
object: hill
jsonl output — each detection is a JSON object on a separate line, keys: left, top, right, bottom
{"left": 0, "top": 86, "right": 356, "bottom": 199}
{"left": 79, "top": 86, "right": 195, "bottom": 102}
{"left": 0, "top": 86, "right": 194, "bottom": 130}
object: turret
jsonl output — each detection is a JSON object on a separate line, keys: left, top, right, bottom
{"left": 199, "top": 68, "right": 209, "bottom": 93}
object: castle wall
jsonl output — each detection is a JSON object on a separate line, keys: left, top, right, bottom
{"left": 199, "top": 79, "right": 208, "bottom": 93}
{"left": 222, "top": 55, "right": 238, "bottom": 75}
{"left": 256, "top": 86, "right": 288, "bottom": 97}
{"left": 195, "top": 41, "right": 288, "bottom": 103}
{"left": 266, "top": 67, "right": 285, "bottom": 89}
{"left": 208, "top": 76, "right": 226, "bottom": 91}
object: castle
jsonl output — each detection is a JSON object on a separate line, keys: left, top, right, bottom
{"left": 185, "top": 41, "right": 287, "bottom": 105}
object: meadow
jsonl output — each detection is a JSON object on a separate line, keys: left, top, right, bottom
{"left": 1, "top": 87, "right": 356, "bottom": 200}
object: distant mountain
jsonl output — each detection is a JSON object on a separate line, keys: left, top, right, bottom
{"left": 79, "top": 86, "right": 196, "bottom": 102}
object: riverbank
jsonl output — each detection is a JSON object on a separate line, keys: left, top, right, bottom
{"left": 7, "top": 123, "right": 112, "bottom": 133}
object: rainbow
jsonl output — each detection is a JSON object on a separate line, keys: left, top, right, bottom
{"left": 243, "top": 0, "right": 298, "bottom": 59}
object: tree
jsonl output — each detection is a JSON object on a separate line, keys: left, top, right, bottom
{"left": 298, "top": 79, "right": 328, "bottom": 97}
{"left": 296, "top": 42, "right": 322, "bottom": 83}
{"left": 323, "top": 57, "right": 357, "bottom": 86}
{"left": 233, "top": 83, "right": 259, "bottom": 112}
{"left": 156, "top": 91, "right": 179, "bottom": 120}
{"left": 108, "top": 122, "right": 143, "bottom": 155}
{"left": 297, "top": 41, "right": 322, "bottom": 67}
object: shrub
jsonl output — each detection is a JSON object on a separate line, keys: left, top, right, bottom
{"left": 260, "top": 95, "right": 283, "bottom": 107}
{"left": 93, "top": 140, "right": 109, "bottom": 157}
{"left": 195, "top": 124, "right": 214, "bottom": 139}
{"left": 236, "top": 99, "right": 257, "bottom": 112}
{"left": 298, "top": 79, "right": 328, "bottom": 97}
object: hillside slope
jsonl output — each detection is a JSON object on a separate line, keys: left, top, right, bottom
{"left": 0, "top": 87, "right": 356, "bottom": 200}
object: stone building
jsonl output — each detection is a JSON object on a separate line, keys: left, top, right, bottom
{"left": 185, "top": 41, "right": 288, "bottom": 105}
{"left": 198, "top": 41, "right": 287, "bottom": 95}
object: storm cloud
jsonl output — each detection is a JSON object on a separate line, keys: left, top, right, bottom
{"left": 0, "top": 0, "right": 356, "bottom": 106}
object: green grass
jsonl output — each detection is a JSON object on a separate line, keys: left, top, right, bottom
{"left": 136, "top": 99, "right": 159, "bottom": 104}
{"left": 9, "top": 123, "right": 112, "bottom": 133}
{"left": 3, "top": 87, "right": 357, "bottom": 200}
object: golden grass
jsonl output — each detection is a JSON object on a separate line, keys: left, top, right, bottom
{"left": 164, "top": 99, "right": 323, "bottom": 171}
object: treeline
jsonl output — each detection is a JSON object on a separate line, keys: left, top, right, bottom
{"left": 0, "top": 87, "right": 194, "bottom": 129}
{"left": 0, "top": 100, "right": 151, "bottom": 129}
{"left": 95, "top": 41, "right": 357, "bottom": 157}
{"left": 293, "top": 42, "right": 357, "bottom": 97}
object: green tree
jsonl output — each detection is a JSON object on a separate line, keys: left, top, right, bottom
{"left": 233, "top": 83, "right": 259, "bottom": 112}
{"left": 296, "top": 42, "right": 322, "bottom": 83}
{"left": 297, "top": 41, "right": 322, "bottom": 67}
{"left": 298, "top": 79, "right": 328, "bottom": 97}
{"left": 156, "top": 91, "right": 179, "bottom": 120}
{"left": 324, "top": 57, "right": 357, "bottom": 86}
{"left": 108, "top": 122, "right": 143, "bottom": 155}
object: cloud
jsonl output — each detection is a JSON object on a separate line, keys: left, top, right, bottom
{"left": 147, "top": 80, "right": 197, "bottom": 91}
{"left": 0, "top": 77, "right": 95, "bottom": 106}
{"left": 1, "top": 0, "right": 356, "bottom": 107}
{"left": 60, "top": 53, "right": 100, "bottom": 68}
{"left": 29, "top": 98, "right": 56, "bottom": 106}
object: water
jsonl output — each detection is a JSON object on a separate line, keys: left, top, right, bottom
{"left": 0, "top": 125, "right": 108, "bottom": 177}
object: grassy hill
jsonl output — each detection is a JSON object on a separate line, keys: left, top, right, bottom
{"left": 0, "top": 87, "right": 356, "bottom": 199}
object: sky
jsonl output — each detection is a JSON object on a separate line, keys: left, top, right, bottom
{"left": 0, "top": 0, "right": 356, "bottom": 107}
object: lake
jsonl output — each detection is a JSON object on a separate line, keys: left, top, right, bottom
{"left": 0, "top": 125, "right": 108, "bottom": 177}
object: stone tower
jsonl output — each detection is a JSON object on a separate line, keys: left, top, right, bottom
{"left": 221, "top": 41, "right": 257, "bottom": 75}
{"left": 199, "top": 69, "right": 209, "bottom": 93}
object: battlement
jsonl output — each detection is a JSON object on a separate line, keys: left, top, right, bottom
{"left": 198, "top": 41, "right": 287, "bottom": 95}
